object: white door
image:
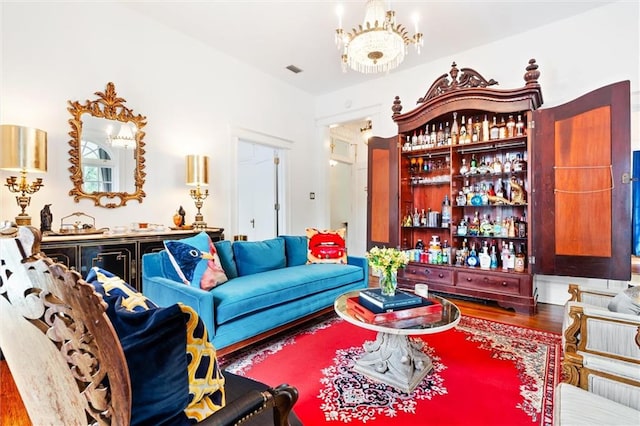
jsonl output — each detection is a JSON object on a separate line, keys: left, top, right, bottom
{"left": 237, "top": 141, "right": 283, "bottom": 241}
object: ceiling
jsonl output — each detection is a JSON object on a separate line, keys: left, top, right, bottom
{"left": 125, "top": 1, "right": 615, "bottom": 96}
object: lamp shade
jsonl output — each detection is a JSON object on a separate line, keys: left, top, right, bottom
{"left": 185, "top": 155, "right": 209, "bottom": 186}
{"left": 0, "top": 125, "right": 48, "bottom": 172}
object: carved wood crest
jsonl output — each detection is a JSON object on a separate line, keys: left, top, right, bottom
{"left": 417, "top": 62, "right": 499, "bottom": 104}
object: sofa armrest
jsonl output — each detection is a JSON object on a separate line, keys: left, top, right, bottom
{"left": 143, "top": 276, "right": 217, "bottom": 338}
{"left": 568, "top": 283, "right": 618, "bottom": 307}
{"left": 347, "top": 256, "right": 369, "bottom": 277}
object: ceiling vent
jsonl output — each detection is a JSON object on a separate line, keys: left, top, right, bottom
{"left": 286, "top": 65, "right": 303, "bottom": 74}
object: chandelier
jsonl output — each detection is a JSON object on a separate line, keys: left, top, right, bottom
{"left": 335, "top": 0, "right": 423, "bottom": 74}
{"left": 107, "top": 123, "right": 136, "bottom": 149}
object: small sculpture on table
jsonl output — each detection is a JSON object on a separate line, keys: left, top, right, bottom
{"left": 173, "top": 206, "right": 186, "bottom": 228}
{"left": 40, "top": 204, "right": 53, "bottom": 233}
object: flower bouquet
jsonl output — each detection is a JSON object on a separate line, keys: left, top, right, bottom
{"left": 365, "top": 246, "right": 410, "bottom": 296}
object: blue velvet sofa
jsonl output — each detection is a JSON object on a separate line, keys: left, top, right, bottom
{"left": 142, "top": 235, "right": 368, "bottom": 352}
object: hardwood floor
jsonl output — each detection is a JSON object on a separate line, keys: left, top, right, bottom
{"left": 0, "top": 300, "right": 564, "bottom": 425}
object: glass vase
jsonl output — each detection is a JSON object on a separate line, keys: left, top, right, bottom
{"left": 380, "top": 269, "right": 398, "bottom": 296}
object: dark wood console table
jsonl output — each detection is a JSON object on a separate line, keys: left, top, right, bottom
{"left": 40, "top": 228, "right": 224, "bottom": 292}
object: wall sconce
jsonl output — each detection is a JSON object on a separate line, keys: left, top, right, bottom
{"left": 107, "top": 123, "right": 137, "bottom": 149}
{"left": 0, "top": 125, "right": 48, "bottom": 226}
{"left": 185, "top": 154, "right": 209, "bottom": 229}
{"left": 360, "top": 120, "right": 372, "bottom": 144}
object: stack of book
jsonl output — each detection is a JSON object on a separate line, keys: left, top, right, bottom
{"left": 347, "top": 288, "right": 442, "bottom": 326}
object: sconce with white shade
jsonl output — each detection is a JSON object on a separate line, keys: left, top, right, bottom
{"left": 107, "top": 122, "right": 136, "bottom": 149}
{"left": 186, "top": 154, "right": 209, "bottom": 229}
{"left": 0, "top": 124, "right": 48, "bottom": 225}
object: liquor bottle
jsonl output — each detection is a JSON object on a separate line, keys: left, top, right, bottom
{"left": 507, "top": 241, "right": 516, "bottom": 270}
{"left": 456, "top": 191, "right": 467, "bottom": 207}
{"left": 413, "top": 208, "right": 421, "bottom": 227}
{"left": 437, "top": 123, "right": 445, "bottom": 146}
{"left": 516, "top": 114, "right": 525, "bottom": 137}
{"left": 508, "top": 217, "right": 516, "bottom": 238}
{"left": 496, "top": 179, "right": 505, "bottom": 199}
{"left": 501, "top": 217, "right": 510, "bottom": 238}
{"left": 503, "top": 155, "right": 512, "bottom": 173}
{"left": 412, "top": 130, "right": 418, "bottom": 146}
{"left": 442, "top": 239, "right": 451, "bottom": 265}
{"left": 501, "top": 242, "right": 510, "bottom": 271}
{"left": 451, "top": 112, "right": 459, "bottom": 145}
{"left": 444, "top": 122, "right": 451, "bottom": 145}
{"left": 470, "top": 154, "right": 478, "bottom": 174}
{"left": 466, "top": 243, "right": 479, "bottom": 267}
{"left": 471, "top": 119, "right": 479, "bottom": 142}
{"left": 415, "top": 239, "right": 425, "bottom": 250}
{"left": 490, "top": 245, "right": 499, "bottom": 269}
{"left": 517, "top": 152, "right": 527, "bottom": 172}
{"left": 441, "top": 194, "right": 451, "bottom": 228}
{"left": 480, "top": 213, "right": 492, "bottom": 236}
{"left": 498, "top": 116, "right": 507, "bottom": 139}
{"left": 420, "top": 209, "right": 428, "bottom": 227}
{"left": 459, "top": 115, "right": 467, "bottom": 144}
{"left": 430, "top": 124, "right": 437, "bottom": 147}
{"left": 457, "top": 217, "right": 468, "bottom": 235}
{"left": 506, "top": 115, "right": 516, "bottom": 138}
{"left": 493, "top": 215, "right": 502, "bottom": 236}
{"left": 459, "top": 158, "right": 469, "bottom": 175}
{"left": 518, "top": 214, "right": 527, "bottom": 238}
{"left": 515, "top": 243, "right": 526, "bottom": 272}
{"left": 512, "top": 154, "right": 521, "bottom": 172}
{"left": 490, "top": 116, "right": 500, "bottom": 140}
{"left": 491, "top": 155, "right": 503, "bottom": 174}
{"left": 465, "top": 117, "right": 473, "bottom": 144}
{"left": 482, "top": 115, "right": 490, "bottom": 142}
{"left": 479, "top": 245, "right": 491, "bottom": 269}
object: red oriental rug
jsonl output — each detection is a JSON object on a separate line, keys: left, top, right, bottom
{"left": 221, "top": 315, "right": 561, "bottom": 426}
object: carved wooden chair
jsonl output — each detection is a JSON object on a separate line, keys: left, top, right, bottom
{"left": 0, "top": 228, "right": 300, "bottom": 425}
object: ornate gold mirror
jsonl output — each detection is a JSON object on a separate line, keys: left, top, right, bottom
{"left": 68, "top": 82, "right": 147, "bottom": 208}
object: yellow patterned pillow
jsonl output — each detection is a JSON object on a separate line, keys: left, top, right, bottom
{"left": 179, "top": 304, "right": 226, "bottom": 422}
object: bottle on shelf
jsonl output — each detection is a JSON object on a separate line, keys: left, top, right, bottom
{"left": 420, "top": 208, "right": 428, "bottom": 227}
{"left": 490, "top": 116, "right": 500, "bottom": 140}
{"left": 506, "top": 115, "right": 516, "bottom": 138}
{"left": 465, "top": 117, "right": 473, "bottom": 144}
{"left": 451, "top": 112, "right": 459, "bottom": 145}
{"left": 442, "top": 239, "right": 451, "bottom": 265}
{"left": 459, "top": 158, "right": 469, "bottom": 175}
{"left": 507, "top": 241, "right": 516, "bottom": 270}
{"left": 459, "top": 115, "right": 467, "bottom": 144}
{"left": 444, "top": 122, "right": 451, "bottom": 145}
{"left": 415, "top": 238, "right": 425, "bottom": 251}
{"left": 490, "top": 245, "right": 499, "bottom": 269}
{"left": 456, "top": 191, "right": 467, "bottom": 207}
{"left": 515, "top": 243, "right": 526, "bottom": 272}
{"left": 491, "top": 155, "right": 503, "bottom": 174}
{"left": 412, "top": 130, "right": 418, "bottom": 146}
{"left": 470, "top": 155, "right": 478, "bottom": 174}
{"left": 472, "top": 118, "right": 480, "bottom": 143}
{"left": 503, "top": 155, "right": 512, "bottom": 173}
{"left": 516, "top": 114, "right": 525, "bottom": 137}
{"left": 501, "top": 242, "right": 510, "bottom": 271}
{"left": 413, "top": 208, "right": 421, "bottom": 227}
{"left": 437, "top": 123, "right": 445, "bottom": 146}
{"left": 430, "top": 124, "right": 437, "bottom": 147}
{"left": 479, "top": 244, "right": 491, "bottom": 269}
{"left": 482, "top": 115, "right": 490, "bottom": 142}
{"left": 442, "top": 194, "right": 451, "bottom": 228}
{"left": 498, "top": 116, "right": 507, "bottom": 139}
{"left": 466, "top": 243, "right": 479, "bottom": 267}
{"left": 457, "top": 217, "right": 468, "bottom": 236}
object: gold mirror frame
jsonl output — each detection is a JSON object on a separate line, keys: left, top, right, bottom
{"left": 68, "top": 82, "right": 147, "bottom": 208}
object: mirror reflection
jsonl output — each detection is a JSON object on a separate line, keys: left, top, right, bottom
{"left": 68, "top": 82, "right": 147, "bottom": 208}
{"left": 80, "top": 115, "right": 137, "bottom": 194}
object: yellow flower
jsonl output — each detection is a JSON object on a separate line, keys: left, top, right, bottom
{"left": 365, "top": 246, "right": 410, "bottom": 273}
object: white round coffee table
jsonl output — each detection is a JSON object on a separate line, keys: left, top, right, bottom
{"left": 335, "top": 290, "right": 461, "bottom": 393}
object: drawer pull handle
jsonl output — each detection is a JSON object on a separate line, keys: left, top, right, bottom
{"left": 438, "top": 273, "right": 444, "bottom": 278}
{"left": 466, "top": 277, "right": 472, "bottom": 282}
{"left": 483, "top": 277, "right": 489, "bottom": 282}
{"left": 501, "top": 281, "right": 508, "bottom": 286}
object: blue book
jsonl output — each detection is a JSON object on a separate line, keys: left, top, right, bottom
{"left": 358, "top": 288, "right": 423, "bottom": 311}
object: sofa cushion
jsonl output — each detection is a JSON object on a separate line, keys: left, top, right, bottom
{"left": 280, "top": 235, "right": 308, "bottom": 267}
{"left": 85, "top": 267, "right": 191, "bottom": 426}
{"left": 306, "top": 227, "right": 347, "bottom": 264}
{"left": 232, "top": 237, "right": 286, "bottom": 276}
{"left": 164, "top": 232, "right": 228, "bottom": 290}
{"left": 213, "top": 240, "right": 238, "bottom": 279}
{"left": 608, "top": 286, "right": 640, "bottom": 315}
{"left": 211, "top": 263, "right": 364, "bottom": 324}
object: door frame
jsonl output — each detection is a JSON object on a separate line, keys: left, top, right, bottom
{"left": 230, "top": 126, "right": 292, "bottom": 240}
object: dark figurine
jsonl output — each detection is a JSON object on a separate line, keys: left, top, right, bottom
{"left": 40, "top": 204, "right": 53, "bottom": 232}
{"left": 178, "top": 205, "right": 186, "bottom": 227}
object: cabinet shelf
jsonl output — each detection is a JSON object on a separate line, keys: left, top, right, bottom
{"left": 402, "top": 146, "right": 451, "bottom": 157}
{"left": 454, "top": 138, "right": 526, "bottom": 154}
{"left": 402, "top": 226, "right": 450, "bottom": 231}
{"left": 453, "top": 203, "right": 528, "bottom": 208}
{"left": 452, "top": 170, "right": 526, "bottom": 180}
{"left": 452, "top": 234, "right": 527, "bottom": 240}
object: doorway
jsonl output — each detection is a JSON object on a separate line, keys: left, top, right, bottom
{"left": 237, "top": 141, "right": 285, "bottom": 241}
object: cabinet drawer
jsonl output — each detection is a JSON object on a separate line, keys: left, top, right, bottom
{"left": 455, "top": 271, "right": 521, "bottom": 295}
{"left": 401, "top": 265, "right": 453, "bottom": 285}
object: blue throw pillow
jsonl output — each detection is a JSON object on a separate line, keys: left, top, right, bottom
{"left": 85, "top": 267, "right": 190, "bottom": 426}
{"left": 213, "top": 240, "right": 238, "bottom": 280}
{"left": 164, "top": 232, "right": 229, "bottom": 290}
{"left": 232, "top": 237, "right": 286, "bottom": 276}
{"left": 280, "top": 235, "right": 308, "bottom": 267}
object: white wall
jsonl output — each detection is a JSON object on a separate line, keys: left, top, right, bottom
{"left": 0, "top": 2, "right": 321, "bottom": 236}
{"left": 315, "top": 1, "right": 640, "bottom": 304}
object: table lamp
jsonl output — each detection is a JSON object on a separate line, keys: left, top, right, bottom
{"left": 186, "top": 154, "right": 209, "bottom": 229}
{"left": 0, "top": 125, "right": 48, "bottom": 225}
